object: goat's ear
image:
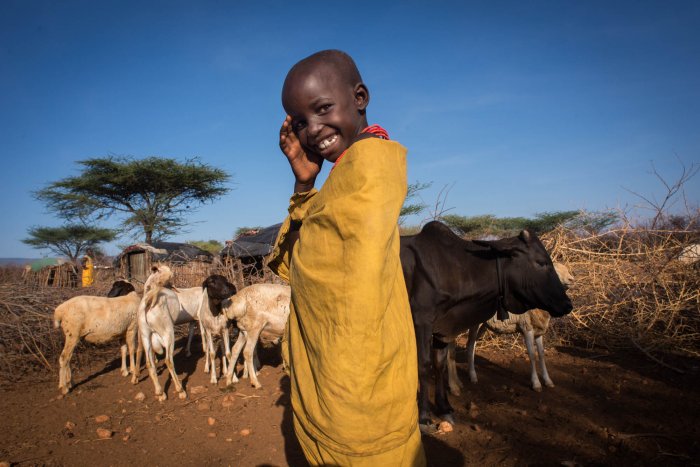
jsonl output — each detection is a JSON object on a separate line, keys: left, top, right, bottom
{"left": 151, "top": 265, "right": 159, "bottom": 273}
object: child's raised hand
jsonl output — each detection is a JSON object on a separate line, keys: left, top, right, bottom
{"left": 280, "top": 115, "right": 323, "bottom": 191}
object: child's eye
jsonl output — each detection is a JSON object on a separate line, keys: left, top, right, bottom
{"left": 294, "top": 120, "right": 307, "bottom": 132}
{"left": 318, "top": 104, "right": 332, "bottom": 113}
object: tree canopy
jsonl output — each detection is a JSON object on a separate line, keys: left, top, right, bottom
{"left": 189, "top": 239, "right": 224, "bottom": 255}
{"left": 399, "top": 181, "right": 431, "bottom": 225}
{"left": 441, "top": 211, "right": 582, "bottom": 238}
{"left": 35, "top": 156, "right": 231, "bottom": 244}
{"left": 22, "top": 224, "right": 116, "bottom": 262}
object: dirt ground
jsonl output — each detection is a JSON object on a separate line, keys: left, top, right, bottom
{"left": 1, "top": 338, "right": 699, "bottom": 467}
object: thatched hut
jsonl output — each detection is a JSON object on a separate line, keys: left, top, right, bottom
{"left": 22, "top": 258, "right": 79, "bottom": 288}
{"left": 220, "top": 223, "right": 282, "bottom": 285}
{"left": 114, "top": 242, "right": 215, "bottom": 287}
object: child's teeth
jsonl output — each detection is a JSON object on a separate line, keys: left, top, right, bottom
{"left": 319, "top": 135, "right": 336, "bottom": 150}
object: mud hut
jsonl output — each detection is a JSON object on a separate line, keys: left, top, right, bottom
{"left": 220, "top": 223, "right": 282, "bottom": 285}
{"left": 114, "top": 242, "right": 215, "bottom": 287}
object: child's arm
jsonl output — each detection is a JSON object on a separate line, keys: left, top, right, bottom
{"left": 279, "top": 115, "right": 324, "bottom": 193}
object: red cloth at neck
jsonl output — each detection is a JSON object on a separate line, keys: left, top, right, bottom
{"left": 332, "top": 125, "right": 390, "bottom": 169}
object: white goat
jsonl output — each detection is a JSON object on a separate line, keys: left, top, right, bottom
{"left": 53, "top": 280, "right": 141, "bottom": 395}
{"left": 197, "top": 275, "right": 237, "bottom": 384}
{"left": 222, "top": 283, "right": 290, "bottom": 389}
{"left": 448, "top": 262, "right": 574, "bottom": 394}
{"left": 138, "top": 264, "right": 187, "bottom": 401}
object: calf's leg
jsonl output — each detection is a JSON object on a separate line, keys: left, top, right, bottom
{"left": 522, "top": 329, "right": 542, "bottom": 391}
{"left": 535, "top": 335, "right": 554, "bottom": 388}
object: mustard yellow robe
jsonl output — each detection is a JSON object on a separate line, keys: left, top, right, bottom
{"left": 269, "top": 138, "right": 425, "bottom": 466}
{"left": 81, "top": 255, "right": 94, "bottom": 287}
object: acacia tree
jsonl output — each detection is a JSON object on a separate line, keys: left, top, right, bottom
{"left": 399, "top": 181, "right": 431, "bottom": 225}
{"left": 35, "top": 156, "right": 231, "bottom": 244}
{"left": 22, "top": 224, "right": 116, "bottom": 263}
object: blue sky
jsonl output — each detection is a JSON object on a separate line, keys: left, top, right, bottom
{"left": 1, "top": 1, "right": 698, "bottom": 258}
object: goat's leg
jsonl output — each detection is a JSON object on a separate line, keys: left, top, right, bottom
{"left": 446, "top": 341, "right": 462, "bottom": 396}
{"left": 142, "top": 330, "right": 165, "bottom": 401}
{"left": 535, "top": 335, "right": 554, "bottom": 388}
{"left": 226, "top": 329, "right": 246, "bottom": 385}
{"left": 523, "top": 329, "right": 542, "bottom": 391}
{"left": 202, "top": 326, "right": 211, "bottom": 374}
{"left": 207, "top": 332, "right": 218, "bottom": 384}
{"left": 125, "top": 325, "right": 138, "bottom": 383}
{"left": 58, "top": 333, "right": 79, "bottom": 394}
{"left": 242, "top": 327, "right": 264, "bottom": 389}
{"left": 221, "top": 327, "right": 231, "bottom": 376}
{"left": 132, "top": 330, "right": 143, "bottom": 384}
{"left": 120, "top": 344, "right": 129, "bottom": 377}
{"left": 164, "top": 336, "right": 187, "bottom": 400}
{"left": 186, "top": 321, "right": 196, "bottom": 357}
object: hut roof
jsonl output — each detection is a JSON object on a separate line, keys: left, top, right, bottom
{"left": 115, "top": 241, "right": 214, "bottom": 264}
{"left": 221, "top": 223, "right": 282, "bottom": 259}
{"left": 29, "top": 257, "right": 71, "bottom": 272}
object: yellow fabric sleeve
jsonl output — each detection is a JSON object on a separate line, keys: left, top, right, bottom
{"left": 267, "top": 188, "right": 318, "bottom": 282}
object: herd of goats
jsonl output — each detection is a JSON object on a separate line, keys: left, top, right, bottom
{"left": 52, "top": 259, "right": 574, "bottom": 409}
{"left": 53, "top": 265, "right": 290, "bottom": 400}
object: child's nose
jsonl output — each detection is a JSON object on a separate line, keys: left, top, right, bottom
{"left": 307, "top": 119, "right": 323, "bottom": 138}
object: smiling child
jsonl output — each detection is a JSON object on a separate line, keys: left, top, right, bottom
{"left": 269, "top": 50, "right": 425, "bottom": 466}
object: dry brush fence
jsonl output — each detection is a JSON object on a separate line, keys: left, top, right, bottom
{"left": 543, "top": 226, "right": 700, "bottom": 360}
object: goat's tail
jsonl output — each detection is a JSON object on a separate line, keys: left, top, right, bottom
{"left": 143, "top": 264, "right": 173, "bottom": 311}
{"left": 53, "top": 304, "right": 64, "bottom": 329}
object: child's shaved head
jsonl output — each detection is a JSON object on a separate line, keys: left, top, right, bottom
{"left": 283, "top": 50, "right": 363, "bottom": 96}
{"left": 281, "top": 50, "right": 370, "bottom": 163}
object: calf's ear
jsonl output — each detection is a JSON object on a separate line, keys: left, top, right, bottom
{"left": 473, "top": 239, "right": 517, "bottom": 256}
{"left": 519, "top": 230, "right": 531, "bottom": 243}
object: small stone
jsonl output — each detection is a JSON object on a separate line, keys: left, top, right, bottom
{"left": 469, "top": 402, "right": 480, "bottom": 418}
{"left": 122, "top": 435, "right": 130, "bottom": 442}
{"left": 56, "top": 394, "right": 64, "bottom": 400}
{"left": 122, "top": 409, "right": 127, "bottom": 414}
{"left": 225, "top": 438, "right": 233, "bottom": 442}
{"left": 64, "top": 421, "right": 76, "bottom": 431}
{"left": 437, "top": 421, "right": 453, "bottom": 433}
{"left": 516, "top": 409, "right": 528, "bottom": 416}
{"left": 470, "top": 424, "right": 481, "bottom": 432}
{"left": 95, "top": 415, "right": 110, "bottom": 423}
{"left": 96, "top": 428, "right": 113, "bottom": 439}
{"left": 240, "top": 428, "right": 251, "bottom": 436}
{"left": 0, "top": 461, "right": 10, "bottom": 467}
{"left": 207, "top": 432, "right": 217, "bottom": 438}
{"left": 154, "top": 414, "right": 161, "bottom": 422}
{"left": 221, "top": 394, "right": 236, "bottom": 408}
{"left": 125, "top": 426, "right": 133, "bottom": 434}
{"left": 197, "top": 402, "right": 211, "bottom": 411}
{"left": 207, "top": 417, "right": 216, "bottom": 426}
{"left": 134, "top": 392, "right": 146, "bottom": 402}
{"left": 191, "top": 385, "right": 208, "bottom": 395}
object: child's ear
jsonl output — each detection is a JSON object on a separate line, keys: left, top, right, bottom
{"left": 354, "top": 83, "right": 370, "bottom": 111}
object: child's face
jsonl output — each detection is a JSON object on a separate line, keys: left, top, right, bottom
{"left": 283, "top": 65, "right": 368, "bottom": 163}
